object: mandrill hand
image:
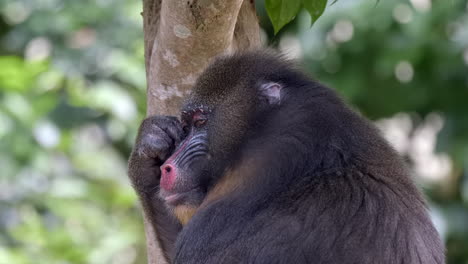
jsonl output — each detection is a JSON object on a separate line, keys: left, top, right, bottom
{"left": 128, "top": 116, "right": 183, "bottom": 196}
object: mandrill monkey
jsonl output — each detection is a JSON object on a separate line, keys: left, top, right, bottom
{"left": 128, "top": 51, "right": 445, "bottom": 264}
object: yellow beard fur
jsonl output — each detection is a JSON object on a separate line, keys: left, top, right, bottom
{"left": 173, "top": 205, "right": 198, "bottom": 225}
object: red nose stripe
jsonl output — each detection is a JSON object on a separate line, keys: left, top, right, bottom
{"left": 160, "top": 163, "right": 176, "bottom": 190}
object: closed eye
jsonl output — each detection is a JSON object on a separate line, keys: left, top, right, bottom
{"left": 194, "top": 119, "right": 207, "bottom": 128}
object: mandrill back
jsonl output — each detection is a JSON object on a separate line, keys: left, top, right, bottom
{"left": 173, "top": 52, "right": 444, "bottom": 263}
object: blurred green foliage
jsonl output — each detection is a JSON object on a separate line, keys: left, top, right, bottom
{"left": 0, "top": 0, "right": 147, "bottom": 263}
{"left": 0, "top": 0, "right": 467, "bottom": 263}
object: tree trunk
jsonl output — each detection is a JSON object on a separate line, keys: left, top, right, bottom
{"left": 141, "top": 0, "right": 261, "bottom": 263}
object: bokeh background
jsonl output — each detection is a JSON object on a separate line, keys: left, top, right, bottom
{"left": 0, "top": 0, "right": 467, "bottom": 263}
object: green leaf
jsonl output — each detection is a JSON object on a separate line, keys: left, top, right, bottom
{"left": 265, "top": 0, "right": 302, "bottom": 34}
{"left": 302, "top": 0, "right": 328, "bottom": 26}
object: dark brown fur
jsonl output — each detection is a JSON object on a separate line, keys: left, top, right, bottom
{"left": 128, "top": 116, "right": 183, "bottom": 260}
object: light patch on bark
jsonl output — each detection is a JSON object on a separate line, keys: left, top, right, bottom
{"left": 151, "top": 84, "right": 183, "bottom": 100}
{"left": 163, "top": 49, "right": 179, "bottom": 67}
{"left": 208, "top": 3, "right": 219, "bottom": 13}
{"left": 181, "top": 74, "right": 196, "bottom": 85}
{"left": 173, "top": 24, "right": 192, "bottom": 39}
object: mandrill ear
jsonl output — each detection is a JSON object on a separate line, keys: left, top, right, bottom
{"left": 259, "top": 82, "right": 282, "bottom": 105}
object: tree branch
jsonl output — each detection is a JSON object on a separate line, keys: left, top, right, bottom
{"left": 141, "top": 0, "right": 260, "bottom": 263}
{"left": 145, "top": 0, "right": 260, "bottom": 116}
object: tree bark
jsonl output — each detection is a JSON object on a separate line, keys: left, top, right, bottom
{"left": 141, "top": 0, "right": 261, "bottom": 263}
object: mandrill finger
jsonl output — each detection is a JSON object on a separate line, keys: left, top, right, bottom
{"left": 137, "top": 127, "right": 172, "bottom": 160}
{"left": 163, "top": 120, "right": 184, "bottom": 146}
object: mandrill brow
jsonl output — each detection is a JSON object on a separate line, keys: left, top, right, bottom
{"left": 128, "top": 50, "right": 445, "bottom": 264}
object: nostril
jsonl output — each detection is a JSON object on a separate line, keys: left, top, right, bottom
{"left": 162, "top": 164, "right": 173, "bottom": 174}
